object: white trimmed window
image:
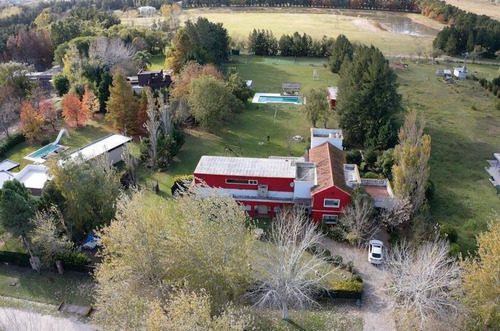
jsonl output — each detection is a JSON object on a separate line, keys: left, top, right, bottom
{"left": 322, "top": 214, "right": 339, "bottom": 225}
{"left": 226, "top": 179, "right": 258, "bottom": 185}
{"left": 324, "top": 199, "right": 340, "bottom": 208}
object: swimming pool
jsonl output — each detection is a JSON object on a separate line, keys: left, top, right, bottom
{"left": 252, "top": 93, "right": 303, "bottom": 105}
{"left": 25, "top": 144, "right": 63, "bottom": 163}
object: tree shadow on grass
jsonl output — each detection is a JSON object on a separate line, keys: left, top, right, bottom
{"left": 284, "top": 319, "right": 307, "bottom": 330}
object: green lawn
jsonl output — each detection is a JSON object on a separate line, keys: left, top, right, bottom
{"left": 150, "top": 55, "right": 165, "bottom": 71}
{"left": 396, "top": 61, "right": 500, "bottom": 253}
{"left": 0, "top": 265, "right": 94, "bottom": 306}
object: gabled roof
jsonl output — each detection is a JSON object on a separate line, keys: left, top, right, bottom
{"left": 308, "top": 142, "right": 352, "bottom": 195}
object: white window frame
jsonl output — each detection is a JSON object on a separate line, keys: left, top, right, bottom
{"left": 323, "top": 198, "right": 340, "bottom": 208}
{"left": 322, "top": 214, "right": 339, "bottom": 225}
{"left": 225, "top": 179, "right": 259, "bottom": 185}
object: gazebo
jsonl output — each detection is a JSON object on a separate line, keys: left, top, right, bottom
{"left": 282, "top": 83, "right": 301, "bottom": 96}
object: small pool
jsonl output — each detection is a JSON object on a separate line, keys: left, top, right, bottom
{"left": 25, "top": 144, "right": 64, "bottom": 163}
{"left": 252, "top": 93, "right": 302, "bottom": 105}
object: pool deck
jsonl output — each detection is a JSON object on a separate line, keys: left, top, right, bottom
{"left": 252, "top": 93, "right": 303, "bottom": 105}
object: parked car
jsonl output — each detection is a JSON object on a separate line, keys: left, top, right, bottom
{"left": 368, "top": 239, "right": 384, "bottom": 265}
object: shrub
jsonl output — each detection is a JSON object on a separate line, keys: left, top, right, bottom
{"left": 58, "top": 251, "right": 88, "bottom": 266}
{"left": 346, "top": 150, "right": 362, "bottom": 165}
{"left": 363, "top": 149, "right": 378, "bottom": 168}
{"left": 440, "top": 224, "right": 458, "bottom": 243}
{"left": 40, "top": 136, "right": 51, "bottom": 146}
{"left": 321, "top": 249, "right": 331, "bottom": 259}
{"left": 331, "top": 255, "right": 343, "bottom": 266}
{"left": 449, "top": 242, "right": 461, "bottom": 256}
{"left": 350, "top": 274, "right": 363, "bottom": 283}
{"left": 0, "top": 133, "right": 26, "bottom": 158}
{"left": 319, "top": 278, "right": 364, "bottom": 300}
{"left": 346, "top": 261, "right": 354, "bottom": 273}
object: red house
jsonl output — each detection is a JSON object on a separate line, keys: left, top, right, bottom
{"left": 193, "top": 129, "right": 355, "bottom": 224}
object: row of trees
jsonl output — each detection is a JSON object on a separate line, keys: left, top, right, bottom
{"left": 183, "top": 0, "right": 418, "bottom": 11}
{"left": 421, "top": 0, "right": 500, "bottom": 58}
{"left": 248, "top": 29, "right": 335, "bottom": 57}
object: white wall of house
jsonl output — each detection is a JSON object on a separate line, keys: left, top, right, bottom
{"left": 108, "top": 146, "right": 125, "bottom": 165}
{"left": 310, "top": 128, "right": 343, "bottom": 150}
{"left": 294, "top": 181, "right": 314, "bottom": 199}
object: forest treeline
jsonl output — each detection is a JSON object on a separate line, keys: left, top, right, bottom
{"left": 182, "top": 0, "right": 418, "bottom": 12}
{"left": 420, "top": 0, "right": 500, "bottom": 58}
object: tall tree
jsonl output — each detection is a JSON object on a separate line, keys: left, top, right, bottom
{"left": 463, "top": 220, "right": 500, "bottom": 329}
{"left": 0, "top": 62, "right": 34, "bottom": 101}
{"left": 6, "top": 28, "right": 54, "bottom": 70}
{"left": 188, "top": 75, "right": 242, "bottom": 133}
{"left": 38, "top": 97, "right": 57, "bottom": 131}
{"left": 302, "top": 88, "right": 330, "bottom": 127}
{"left": 62, "top": 92, "right": 88, "bottom": 128}
{"left": 248, "top": 208, "right": 334, "bottom": 320}
{"left": 337, "top": 45, "right": 401, "bottom": 148}
{"left": 0, "top": 87, "right": 19, "bottom": 138}
{"left": 81, "top": 85, "right": 99, "bottom": 118}
{"left": 136, "top": 89, "right": 148, "bottom": 136}
{"left": 94, "top": 191, "right": 254, "bottom": 329}
{"left": 49, "top": 155, "right": 120, "bottom": 240}
{"left": 133, "top": 51, "right": 152, "bottom": 71}
{"left": 143, "top": 88, "right": 160, "bottom": 167}
{"left": 170, "top": 61, "right": 224, "bottom": 98}
{"left": 88, "top": 37, "right": 135, "bottom": 73}
{"left": 20, "top": 101, "right": 44, "bottom": 142}
{"left": 0, "top": 180, "right": 36, "bottom": 249}
{"left": 328, "top": 34, "right": 352, "bottom": 74}
{"left": 106, "top": 71, "right": 138, "bottom": 134}
{"left": 227, "top": 72, "right": 253, "bottom": 103}
{"left": 392, "top": 109, "right": 431, "bottom": 216}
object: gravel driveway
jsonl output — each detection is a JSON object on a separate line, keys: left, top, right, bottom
{"left": 320, "top": 238, "right": 396, "bottom": 331}
{"left": 0, "top": 307, "right": 95, "bottom": 331}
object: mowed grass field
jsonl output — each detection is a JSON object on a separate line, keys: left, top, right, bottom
{"left": 122, "top": 8, "right": 438, "bottom": 56}
{"left": 397, "top": 62, "right": 500, "bottom": 252}
{"left": 444, "top": 0, "right": 500, "bottom": 21}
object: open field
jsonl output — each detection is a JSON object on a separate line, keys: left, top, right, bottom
{"left": 121, "top": 8, "right": 439, "bottom": 56}
{"left": 397, "top": 61, "right": 500, "bottom": 252}
{"left": 444, "top": 0, "right": 500, "bottom": 21}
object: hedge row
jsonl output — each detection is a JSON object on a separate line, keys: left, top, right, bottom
{"left": 0, "top": 133, "right": 26, "bottom": 158}
{"left": 0, "top": 251, "right": 30, "bottom": 267}
{"left": 319, "top": 278, "right": 364, "bottom": 300}
{"left": 0, "top": 251, "right": 91, "bottom": 273}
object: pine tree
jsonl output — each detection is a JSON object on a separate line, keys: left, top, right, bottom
{"left": 337, "top": 45, "right": 401, "bottom": 147}
{"left": 106, "top": 71, "right": 138, "bottom": 134}
{"left": 328, "top": 34, "right": 353, "bottom": 73}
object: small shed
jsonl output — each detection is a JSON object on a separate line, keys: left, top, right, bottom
{"left": 453, "top": 66, "right": 467, "bottom": 80}
{"left": 443, "top": 69, "right": 452, "bottom": 77}
{"left": 327, "top": 87, "right": 338, "bottom": 109}
{"left": 282, "top": 83, "right": 301, "bottom": 96}
{"left": 138, "top": 6, "right": 157, "bottom": 16}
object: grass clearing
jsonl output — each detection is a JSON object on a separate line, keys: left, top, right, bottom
{"left": 397, "top": 61, "right": 500, "bottom": 252}
{"left": 253, "top": 304, "right": 363, "bottom": 330}
{"left": 443, "top": 0, "right": 500, "bottom": 21}
{"left": 0, "top": 265, "right": 94, "bottom": 306}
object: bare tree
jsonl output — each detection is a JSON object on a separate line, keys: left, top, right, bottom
{"left": 122, "top": 145, "right": 139, "bottom": 188}
{"left": 88, "top": 37, "right": 135, "bottom": 72}
{"left": 341, "top": 188, "right": 377, "bottom": 246}
{"left": 378, "top": 197, "right": 413, "bottom": 229}
{"left": 158, "top": 93, "right": 172, "bottom": 135}
{"left": 248, "top": 208, "right": 335, "bottom": 320}
{"left": 143, "top": 89, "right": 160, "bottom": 168}
{"left": 0, "top": 88, "right": 19, "bottom": 138}
{"left": 385, "top": 238, "right": 462, "bottom": 328}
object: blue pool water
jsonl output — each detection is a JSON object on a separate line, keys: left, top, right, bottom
{"left": 258, "top": 96, "right": 302, "bottom": 104}
{"left": 28, "top": 144, "right": 60, "bottom": 159}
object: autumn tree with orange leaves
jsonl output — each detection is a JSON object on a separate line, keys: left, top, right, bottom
{"left": 20, "top": 101, "right": 44, "bottom": 141}
{"left": 62, "top": 92, "right": 89, "bottom": 128}
{"left": 82, "top": 86, "right": 100, "bottom": 118}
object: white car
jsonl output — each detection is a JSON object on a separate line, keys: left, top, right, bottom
{"left": 368, "top": 240, "right": 384, "bottom": 265}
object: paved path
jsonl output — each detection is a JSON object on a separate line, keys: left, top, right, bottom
{"left": 0, "top": 307, "right": 95, "bottom": 331}
{"left": 320, "top": 238, "right": 395, "bottom": 331}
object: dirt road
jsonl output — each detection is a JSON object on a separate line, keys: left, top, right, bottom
{"left": 320, "top": 238, "right": 396, "bottom": 331}
{"left": 0, "top": 307, "right": 95, "bottom": 331}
